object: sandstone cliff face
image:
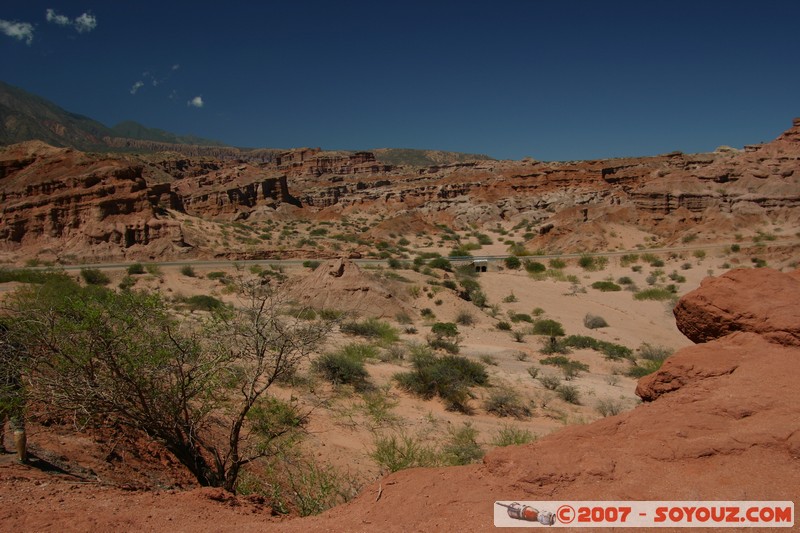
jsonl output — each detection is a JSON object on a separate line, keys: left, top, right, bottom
{"left": 2, "top": 119, "right": 799, "bottom": 261}
{"left": 0, "top": 142, "right": 299, "bottom": 260}
{"left": 270, "top": 267, "right": 800, "bottom": 533}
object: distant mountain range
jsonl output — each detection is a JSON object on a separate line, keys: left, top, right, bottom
{"left": 0, "top": 80, "right": 494, "bottom": 165}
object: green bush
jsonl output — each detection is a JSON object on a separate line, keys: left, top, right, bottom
{"left": 371, "top": 433, "right": 438, "bottom": 472}
{"left": 431, "top": 322, "right": 459, "bottom": 338}
{"left": 531, "top": 319, "right": 565, "bottom": 337}
{"left": 634, "top": 288, "right": 674, "bottom": 301}
{"left": 394, "top": 349, "right": 488, "bottom": 413}
{"left": 184, "top": 294, "right": 225, "bottom": 312}
{"left": 80, "top": 268, "right": 110, "bottom": 286}
{"left": 496, "top": 321, "right": 512, "bottom": 331}
{"left": 562, "top": 335, "right": 632, "bottom": 360}
{"left": 617, "top": 276, "right": 634, "bottom": 285}
{"left": 578, "top": 255, "right": 608, "bottom": 271}
{"left": 596, "top": 398, "right": 624, "bottom": 417}
{"left": 504, "top": 256, "right": 521, "bottom": 270}
{"left": 548, "top": 258, "right": 566, "bottom": 269}
{"left": 492, "top": 424, "right": 535, "bottom": 447}
{"left": 639, "top": 343, "right": 673, "bottom": 361}
{"left": 303, "top": 260, "right": 321, "bottom": 270}
{"left": 428, "top": 257, "right": 452, "bottom": 271}
{"left": 524, "top": 260, "right": 546, "bottom": 273}
{"left": 484, "top": 389, "right": 531, "bottom": 419}
{"left": 0, "top": 268, "right": 71, "bottom": 285}
{"left": 180, "top": 265, "right": 197, "bottom": 277}
{"left": 313, "top": 351, "right": 371, "bottom": 390}
{"left": 626, "top": 359, "right": 663, "bottom": 378}
{"left": 538, "top": 374, "right": 561, "bottom": 390}
{"left": 440, "top": 423, "right": 484, "bottom": 466}
{"left": 127, "top": 263, "right": 146, "bottom": 275}
{"left": 340, "top": 318, "right": 399, "bottom": 345}
{"left": 591, "top": 281, "right": 621, "bottom": 292}
{"left": 556, "top": 384, "right": 581, "bottom": 404}
{"left": 455, "top": 311, "right": 475, "bottom": 326}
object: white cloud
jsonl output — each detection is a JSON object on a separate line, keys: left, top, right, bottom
{"left": 187, "top": 96, "right": 204, "bottom": 108}
{"left": 74, "top": 12, "right": 97, "bottom": 33}
{"left": 130, "top": 81, "right": 144, "bottom": 95}
{"left": 45, "top": 9, "right": 70, "bottom": 26}
{"left": 172, "top": 64, "right": 180, "bottom": 71}
{"left": 46, "top": 9, "right": 97, "bottom": 33}
{"left": 0, "top": 19, "right": 34, "bottom": 45}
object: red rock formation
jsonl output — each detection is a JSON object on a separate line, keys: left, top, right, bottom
{"left": 672, "top": 268, "right": 800, "bottom": 346}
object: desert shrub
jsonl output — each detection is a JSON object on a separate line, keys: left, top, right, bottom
{"left": 479, "top": 354, "right": 497, "bottom": 365}
{"left": 442, "top": 279, "right": 458, "bottom": 290}
{"left": 531, "top": 307, "right": 545, "bottom": 317}
{"left": 492, "top": 424, "right": 535, "bottom": 447}
{"left": 617, "top": 276, "right": 634, "bottom": 285}
{"left": 596, "top": 398, "right": 624, "bottom": 417}
{"left": 526, "top": 366, "right": 539, "bottom": 379}
{"left": 668, "top": 271, "right": 686, "bottom": 283}
{"left": 531, "top": 319, "right": 565, "bottom": 337}
{"left": 562, "top": 335, "right": 632, "bottom": 360}
{"left": 484, "top": 389, "right": 531, "bottom": 419}
{"left": 455, "top": 310, "right": 475, "bottom": 326}
{"left": 502, "top": 292, "right": 518, "bottom": 303}
{"left": 340, "top": 318, "right": 399, "bottom": 345}
{"left": 730, "top": 244, "right": 741, "bottom": 252}
{"left": 504, "top": 256, "right": 521, "bottom": 270}
{"left": 180, "top": 265, "right": 197, "bottom": 277}
{"left": 318, "top": 308, "right": 345, "bottom": 321}
{"left": 524, "top": 260, "right": 546, "bottom": 274}
{"left": 626, "top": 359, "right": 663, "bottom": 378}
{"left": 0, "top": 268, "right": 71, "bottom": 285}
{"left": 512, "top": 330, "right": 525, "bottom": 343}
{"left": 427, "top": 337, "right": 460, "bottom": 354}
{"left": 79, "top": 268, "right": 110, "bottom": 286}
{"left": 145, "top": 263, "right": 162, "bottom": 276}
{"left": 440, "top": 423, "right": 484, "bottom": 466}
{"left": 313, "top": 352, "right": 371, "bottom": 390}
{"left": 420, "top": 308, "right": 436, "bottom": 319}
{"left": 538, "top": 374, "right": 561, "bottom": 390}
{"left": 127, "top": 263, "right": 146, "bottom": 275}
{"left": 431, "top": 322, "right": 459, "bottom": 338}
{"left": 395, "top": 312, "right": 413, "bottom": 325}
{"left": 371, "top": 433, "right": 438, "bottom": 473}
{"left": 118, "top": 276, "right": 136, "bottom": 290}
{"left": 540, "top": 355, "right": 588, "bottom": 379}
{"left": 183, "top": 294, "right": 225, "bottom": 312}
{"left": 693, "top": 250, "right": 706, "bottom": 260}
{"left": 578, "top": 255, "right": 608, "bottom": 271}
{"left": 207, "top": 271, "right": 228, "bottom": 281}
{"left": 302, "top": 260, "right": 321, "bottom": 270}
{"left": 394, "top": 349, "right": 487, "bottom": 413}
{"left": 620, "top": 254, "right": 639, "bottom": 267}
{"left": 583, "top": 313, "right": 608, "bottom": 329}
{"left": 639, "top": 343, "right": 673, "bottom": 361}
{"left": 428, "top": 257, "right": 452, "bottom": 271}
{"left": 496, "top": 321, "right": 512, "bottom": 331}
{"left": 556, "top": 384, "right": 581, "bottom": 404}
{"left": 509, "top": 312, "right": 533, "bottom": 323}
{"left": 591, "top": 280, "right": 621, "bottom": 292}
{"left": 634, "top": 288, "right": 674, "bottom": 301}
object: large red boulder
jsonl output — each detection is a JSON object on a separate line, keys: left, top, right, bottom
{"left": 672, "top": 268, "right": 800, "bottom": 346}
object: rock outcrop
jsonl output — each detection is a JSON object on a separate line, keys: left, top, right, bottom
{"left": 289, "top": 259, "right": 412, "bottom": 319}
{"left": 672, "top": 268, "right": 800, "bottom": 346}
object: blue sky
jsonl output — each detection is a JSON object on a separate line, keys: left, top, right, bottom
{"left": 1, "top": 1, "right": 799, "bottom": 160}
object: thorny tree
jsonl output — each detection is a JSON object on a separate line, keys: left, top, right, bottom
{"left": 7, "top": 277, "right": 332, "bottom": 491}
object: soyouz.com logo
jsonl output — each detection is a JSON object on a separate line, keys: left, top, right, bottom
{"left": 494, "top": 501, "right": 794, "bottom": 528}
